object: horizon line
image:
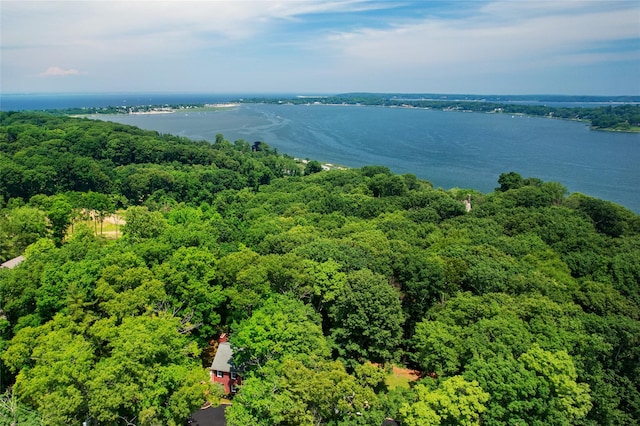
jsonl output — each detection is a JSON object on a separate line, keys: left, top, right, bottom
{"left": 2, "top": 91, "right": 640, "bottom": 99}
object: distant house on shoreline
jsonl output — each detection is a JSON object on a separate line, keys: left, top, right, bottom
{"left": 210, "top": 334, "right": 241, "bottom": 394}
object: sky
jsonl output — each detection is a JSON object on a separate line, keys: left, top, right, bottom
{"left": 1, "top": 0, "right": 639, "bottom": 95}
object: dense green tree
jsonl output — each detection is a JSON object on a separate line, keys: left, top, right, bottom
{"left": 94, "top": 265, "right": 166, "bottom": 320}
{"left": 87, "top": 315, "right": 215, "bottom": 425}
{"left": 369, "top": 173, "right": 407, "bottom": 197}
{"left": 215, "top": 247, "right": 272, "bottom": 321}
{"left": 411, "top": 320, "right": 463, "bottom": 376}
{"left": 399, "top": 376, "right": 490, "bottom": 426}
{"left": 465, "top": 347, "right": 593, "bottom": 426}
{"left": 304, "top": 160, "right": 323, "bottom": 175}
{"left": 502, "top": 182, "right": 568, "bottom": 208}
{"left": 397, "top": 251, "right": 448, "bottom": 329}
{"left": 0, "top": 156, "right": 26, "bottom": 201}
{"left": 122, "top": 205, "right": 168, "bottom": 243}
{"left": 360, "top": 165, "right": 391, "bottom": 177}
{"left": 153, "top": 246, "right": 225, "bottom": 343}
{"left": 329, "top": 269, "right": 405, "bottom": 364}
{"left": 227, "top": 358, "right": 377, "bottom": 426}
{"left": 4, "top": 315, "right": 94, "bottom": 425}
{"left": 518, "top": 345, "right": 592, "bottom": 422}
{"left": 0, "top": 206, "right": 51, "bottom": 261}
{"left": 572, "top": 194, "right": 634, "bottom": 237}
{"left": 2, "top": 313, "right": 215, "bottom": 426}
{"left": 28, "top": 193, "right": 80, "bottom": 245}
{"left": 496, "top": 171, "right": 524, "bottom": 192}
{"left": 230, "top": 295, "right": 330, "bottom": 372}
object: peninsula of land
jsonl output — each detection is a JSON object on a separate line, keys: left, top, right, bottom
{"left": 45, "top": 93, "right": 640, "bottom": 132}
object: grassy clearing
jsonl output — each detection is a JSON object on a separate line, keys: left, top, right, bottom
{"left": 384, "top": 366, "right": 421, "bottom": 390}
{"left": 385, "top": 372, "right": 411, "bottom": 390}
{"left": 67, "top": 211, "right": 125, "bottom": 239}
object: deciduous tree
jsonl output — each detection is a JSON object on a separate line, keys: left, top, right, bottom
{"left": 231, "top": 295, "right": 330, "bottom": 372}
{"left": 399, "top": 376, "right": 489, "bottom": 426}
{"left": 329, "top": 269, "right": 404, "bottom": 364}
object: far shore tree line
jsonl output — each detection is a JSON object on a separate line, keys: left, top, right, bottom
{"left": 37, "top": 93, "right": 640, "bottom": 132}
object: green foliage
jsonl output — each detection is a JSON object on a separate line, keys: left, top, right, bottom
{"left": 412, "top": 291, "right": 613, "bottom": 424}
{"left": 497, "top": 171, "right": 524, "bottom": 192}
{"left": 369, "top": 173, "right": 407, "bottom": 197}
{"left": 518, "top": 345, "right": 592, "bottom": 422}
{"left": 399, "top": 376, "right": 490, "bottom": 426}
{"left": 304, "top": 160, "right": 323, "bottom": 175}
{"left": 496, "top": 173, "right": 567, "bottom": 208}
{"left": 122, "top": 205, "right": 168, "bottom": 243}
{"left": 465, "top": 347, "right": 593, "bottom": 425}
{"left": 0, "top": 388, "right": 42, "bottom": 426}
{"left": 0, "top": 206, "right": 51, "bottom": 261}
{"left": 28, "top": 194, "right": 75, "bottom": 245}
{"left": 227, "top": 358, "right": 377, "bottom": 426}
{"left": 87, "top": 315, "right": 211, "bottom": 425}
{"left": 2, "top": 313, "right": 212, "bottom": 426}
{"left": 153, "top": 246, "right": 224, "bottom": 344}
{"left": 329, "top": 269, "right": 405, "bottom": 365}
{"left": 571, "top": 193, "right": 635, "bottom": 237}
{"left": 411, "top": 320, "right": 463, "bottom": 376}
{"left": 1, "top": 112, "right": 639, "bottom": 425}
{"left": 231, "top": 295, "right": 330, "bottom": 372}
{"left": 360, "top": 165, "right": 391, "bottom": 177}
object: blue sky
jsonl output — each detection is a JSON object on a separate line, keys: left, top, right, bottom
{"left": 1, "top": 0, "right": 639, "bottom": 95}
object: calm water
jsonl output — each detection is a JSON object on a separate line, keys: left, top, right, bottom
{"left": 2, "top": 94, "right": 638, "bottom": 212}
{"left": 95, "top": 104, "right": 640, "bottom": 212}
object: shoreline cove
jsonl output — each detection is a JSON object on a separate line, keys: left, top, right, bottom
{"left": 2, "top": 93, "right": 638, "bottom": 212}
{"left": 56, "top": 99, "right": 640, "bottom": 133}
{"left": 94, "top": 102, "right": 640, "bottom": 213}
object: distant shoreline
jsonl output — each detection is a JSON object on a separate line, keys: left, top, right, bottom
{"left": 259, "top": 98, "right": 640, "bottom": 133}
{"left": 4, "top": 92, "right": 638, "bottom": 133}
{"left": 258, "top": 101, "right": 640, "bottom": 133}
{"left": 83, "top": 101, "right": 640, "bottom": 133}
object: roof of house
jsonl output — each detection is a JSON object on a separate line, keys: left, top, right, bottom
{"left": 0, "top": 255, "right": 25, "bottom": 269}
{"left": 211, "top": 342, "right": 234, "bottom": 372}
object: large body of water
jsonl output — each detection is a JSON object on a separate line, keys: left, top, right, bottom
{"left": 95, "top": 104, "right": 640, "bottom": 212}
{"left": 2, "top": 93, "right": 639, "bottom": 212}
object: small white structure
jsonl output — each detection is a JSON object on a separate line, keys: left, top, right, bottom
{"left": 1, "top": 255, "right": 25, "bottom": 269}
{"left": 463, "top": 194, "right": 472, "bottom": 213}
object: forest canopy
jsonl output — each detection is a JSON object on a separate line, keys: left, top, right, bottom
{"left": 1, "top": 111, "right": 639, "bottom": 425}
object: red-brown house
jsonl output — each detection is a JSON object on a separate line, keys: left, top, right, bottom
{"left": 210, "top": 334, "right": 241, "bottom": 394}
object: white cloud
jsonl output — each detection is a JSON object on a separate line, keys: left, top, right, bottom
{"left": 2, "top": 1, "right": 383, "bottom": 51}
{"left": 326, "top": 2, "right": 640, "bottom": 70}
{"left": 2, "top": 1, "right": 638, "bottom": 94}
{"left": 39, "top": 66, "right": 82, "bottom": 77}
{"left": 2, "top": 1, "right": 398, "bottom": 91}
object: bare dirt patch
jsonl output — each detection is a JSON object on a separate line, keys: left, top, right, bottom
{"left": 391, "top": 366, "right": 421, "bottom": 382}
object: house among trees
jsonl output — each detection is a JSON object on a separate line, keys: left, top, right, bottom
{"left": 210, "top": 334, "right": 241, "bottom": 394}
